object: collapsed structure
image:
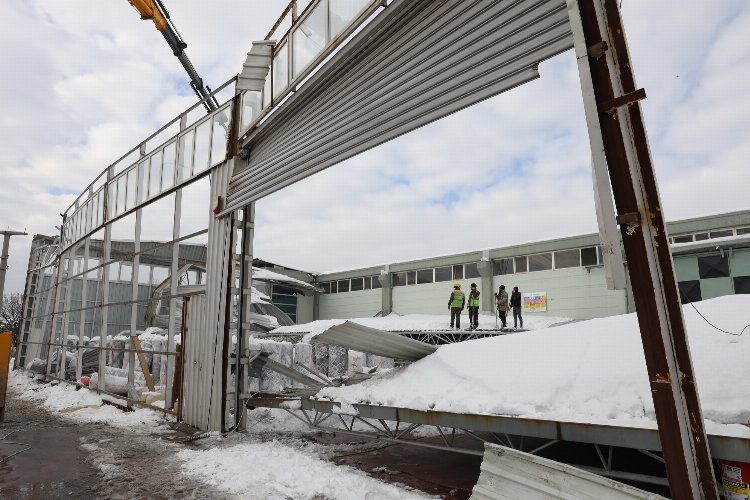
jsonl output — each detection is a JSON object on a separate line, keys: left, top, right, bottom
{"left": 14, "top": 0, "right": 750, "bottom": 497}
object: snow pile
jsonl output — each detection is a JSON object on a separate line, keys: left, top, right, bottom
{"left": 316, "top": 295, "right": 750, "bottom": 437}
{"left": 177, "top": 440, "right": 433, "bottom": 499}
{"left": 8, "top": 370, "right": 171, "bottom": 429}
{"left": 270, "top": 313, "right": 570, "bottom": 340}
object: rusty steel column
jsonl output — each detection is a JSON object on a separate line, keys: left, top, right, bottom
{"left": 569, "top": 0, "right": 718, "bottom": 498}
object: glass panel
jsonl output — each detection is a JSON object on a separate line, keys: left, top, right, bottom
{"left": 272, "top": 43, "right": 289, "bottom": 98}
{"left": 435, "top": 266, "right": 452, "bottom": 282}
{"left": 674, "top": 235, "right": 693, "bottom": 243}
{"left": 337, "top": 279, "right": 349, "bottom": 292}
{"left": 581, "top": 247, "right": 598, "bottom": 266}
{"left": 330, "top": 0, "right": 370, "bottom": 38}
{"left": 293, "top": 0, "right": 327, "bottom": 76}
{"left": 162, "top": 141, "right": 176, "bottom": 190}
{"left": 193, "top": 120, "right": 211, "bottom": 173}
{"left": 371, "top": 275, "right": 381, "bottom": 289}
{"left": 514, "top": 256, "right": 527, "bottom": 273}
{"left": 392, "top": 272, "right": 405, "bottom": 287}
{"left": 710, "top": 229, "right": 733, "bottom": 239}
{"left": 263, "top": 73, "right": 271, "bottom": 108}
{"left": 120, "top": 263, "right": 132, "bottom": 282}
{"left": 149, "top": 150, "right": 163, "bottom": 196}
{"left": 138, "top": 160, "right": 149, "bottom": 201}
{"left": 329, "top": 281, "right": 337, "bottom": 293}
{"left": 350, "top": 277, "right": 363, "bottom": 291}
{"left": 138, "top": 264, "right": 151, "bottom": 285}
{"left": 737, "top": 227, "right": 750, "bottom": 236}
{"left": 363, "top": 276, "right": 371, "bottom": 289}
{"left": 492, "top": 258, "right": 513, "bottom": 275}
{"left": 178, "top": 130, "right": 195, "bottom": 181}
{"left": 126, "top": 168, "right": 137, "bottom": 210}
{"left": 694, "top": 232, "right": 709, "bottom": 241}
{"left": 416, "top": 269, "right": 433, "bottom": 284}
{"left": 109, "top": 262, "right": 120, "bottom": 281}
{"left": 406, "top": 271, "right": 416, "bottom": 285}
{"left": 97, "top": 189, "right": 105, "bottom": 226}
{"left": 210, "top": 108, "right": 230, "bottom": 166}
{"left": 151, "top": 265, "right": 169, "bottom": 286}
{"left": 241, "top": 91, "right": 262, "bottom": 130}
{"left": 321, "top": 282, "right": 330, "bottom": 294}
{"left": 116, "top": 175, "right": 127, "bottom": 216}
{"left": 452, "top": 265, "right": 463, "bottom": 280}
{"left": 108, "top": 182, "right": 117, "bottom": 220}
{"left": 554, "top": 249, "right": 580, "bottom": 269}
{"left": 87, "top": 258, "right": 100, "bottom": 279}
{"left": 465, "top": 263, "right": 481, "bottom": 279}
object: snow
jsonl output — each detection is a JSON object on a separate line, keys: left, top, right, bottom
{"left": 176, "top": 440, "right": 434, "bottom": 499}
{"left": 7, "top": 370, "right": 172, "bottom": 429}
{"left": 269, "top": 312, "right": 571, "bottom": 341}
{"left": 316, "top": 295, "right": 750, "bottom": 438}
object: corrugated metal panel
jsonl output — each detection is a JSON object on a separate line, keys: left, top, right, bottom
{"left": 181, "top": 160, "right": 234, "bottom": 431}
{"left": 471, "top": 443, "right": 666, "bottom": 500}
{"left": 223, "top": 0, "right": 572, "bottom": 213}
{"left": 310, "top": 321, "right": 436, "bottom": 361}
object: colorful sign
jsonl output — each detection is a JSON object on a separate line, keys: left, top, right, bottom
{"left": 522, "top": 292, "right": 547, "bottom": 312}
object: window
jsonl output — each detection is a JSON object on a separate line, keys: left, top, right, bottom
{"left": 193, "top": 120, "right": 211, "bottom": 173}
{"left": 371, "top": 275, "right": 382, "bottom": 289}
{"left": 151, "top": 266, "right": 169, "bottom": 286}
{"left": 273, "top": 43, "right": 289, "bottom": 97}
{"left": 698, "top": 255, "right": 729, "bottom": 279}
{"left": 120, "top": 263, "right": 133, "bottom": 282}
{"left": 293, "top": 0, "right": 327, "bottom": 76}
{"left": 554, "top": 249, "right": 580, "bottom": 269}
{"left": 149, "top": 150, "right": 162, "bottom": 197}
{"left": 514, "top": 256, "right": 527, "bottom": 273}
{"left": 406, "top": 271, "right": 416, "bottom": 285}
{"left": 108, "top": 262, "right": 120, "bottom": 281}
{"left": 678, "top": 281, "right": 702, "bottom": 303}
{"left": 673, "top": 235, "right": 693, "bottom": 243}
{"left": 417, "top": 269, "right": 433, "bottom": 284}
{"left": 694, "top": 232, "right": 709, "bottom": 241}
{"left": 337, "top": 280, "right": 349, "bottom": 293}
{"left": 116, "top": 174, "right": 127, "bottom": 216}
{"left": 126, "top": 169, "right": 137, "bottom": 211}
{"left": 392, "top": 272, "right": 405, "bottom": 287}
{"left": 178, "top": 130, "right": 195, "bottom": 181}
{"left": 528, "top": 253, "right": 552, "bottom": 272}
{"left": 452, "top": 265, "right": 464, "bottom": 280}
{"left": 465, "top": 263, "right": 481, "bottom": 279}
{"left": 321, "top": 282, "right": 330, "bottom": 294}
{"left": 710, "top": 229, "right": 733, "bottom": 239}
{"left": 492, "top": 258, "right": 513, "bottom": 275}
{"left": 435, "top": 266, "right": 452, "bottom": 282}
{"left": 734, "top": 276, "right": 750, "bottom": 294}
{"left": 329, "top": 281, "right": 337, "bottom": 293}
{"left": 272, "top": 285, "right": 297, "bottom": 323}
{"left": 330, "top": 0, "right": 370, "bottom": 38}
{"left": 138, "top": 264, "right": 151, "bottom": 284}
{"left": 350, "top": 277, "right": 363, "bottom": 291}
{"left": 581, "top": 247, "right": 598, "bottom": 267}
{"left": 363, "top": 276, "right": 371, "bottom": 290}
{"left": 210, "top": 108, "right": 230, "bottom": 166}
{"left": 162, "top": 141, "right": 176, "bottom": 191}
{"left": 737, "top": 227, "right": 750, "bottom": 236}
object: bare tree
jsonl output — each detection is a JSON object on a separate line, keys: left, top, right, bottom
{"left": 1, "top": 293, "right": 23, "bottom": 346}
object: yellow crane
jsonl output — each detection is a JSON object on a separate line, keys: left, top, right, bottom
{"left": 127, "top": 0, "right": 218, "bottom": 111}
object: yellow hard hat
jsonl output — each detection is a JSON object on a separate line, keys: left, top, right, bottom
{"left": 454, "top": 282, "right": 461, "bottom": 288}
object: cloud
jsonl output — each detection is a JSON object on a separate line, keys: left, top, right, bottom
{"left": 1, "top": 0, "right": 749, "bottom": 294}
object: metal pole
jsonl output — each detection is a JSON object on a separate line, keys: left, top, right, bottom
{"left": 0, "top": 231, "right": 27, "bottom": 301}
{"left": 569, "top": 0, "right": 718, "bottom": 497}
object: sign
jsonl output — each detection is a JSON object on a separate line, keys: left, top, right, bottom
{"left": 523, "top": 292, "right": 547, "bottom": 313}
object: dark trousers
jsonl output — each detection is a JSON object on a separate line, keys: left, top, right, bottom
{"left": 513, "top": 306, "right": 523, "bottom": 328}
{"left": 450, "top": 308, "right": 462, "bottom": 328}
{"left": 468, "top": 307, "right": 479, "bottom": 328}
{"left": 498, "top": 310, "right": 507, "bottom": 327}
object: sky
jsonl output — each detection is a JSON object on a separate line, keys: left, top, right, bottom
{"left": 1, "top": 0, "right": 749, "bottom": 293}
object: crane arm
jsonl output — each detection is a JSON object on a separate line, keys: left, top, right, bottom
{"left": 127, "top": 0, "right": 218, "bottom": 112}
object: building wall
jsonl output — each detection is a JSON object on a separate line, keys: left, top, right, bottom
{"left": 391, "top": 280, "right": 474, "bottom": 316}
{"left": 319, "top": 288, "right": 381, "bottom": 319}
{"left": 492, "top": 266, "right": 628, "bottom": 320}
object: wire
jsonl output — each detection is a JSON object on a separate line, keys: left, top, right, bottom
{"left": 679, "top": 290, "right": 749, "bottom": 337}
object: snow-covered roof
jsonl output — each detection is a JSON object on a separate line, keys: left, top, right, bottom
{"left": 252, "top": 267, "right": 322, "bottom": 296}
{"left": 315, "top": 295, "right": 750, "bottom": 438}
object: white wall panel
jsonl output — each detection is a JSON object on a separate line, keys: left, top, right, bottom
{"left": 319, "top": 289, "right": 381, "bottom": 320}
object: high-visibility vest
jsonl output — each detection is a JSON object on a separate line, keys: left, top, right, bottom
{"left": 469, "top": 292, "right": 480, "bottom": 307}
{"left": 451, "top": 290, "right": 464, "bottom": 308}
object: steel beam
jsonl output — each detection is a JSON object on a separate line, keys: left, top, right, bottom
{"left": 568, "top": 0, "right": 717, "bottom": 497}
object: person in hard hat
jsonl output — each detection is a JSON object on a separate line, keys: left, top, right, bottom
{"left": 448, "top": 282, "right": 465, "bottom": 329}
{"left": 467, "top": 283, "right": 480, "bottom": 330}
{"left": 494, "top": 285, "right": 510, "bottom": 329}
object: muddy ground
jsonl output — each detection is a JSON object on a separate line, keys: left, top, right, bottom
{"left": 1, "top": 384, "right": 482, "bottom": 499}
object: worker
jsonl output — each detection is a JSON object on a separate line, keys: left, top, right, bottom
{"left": 448, "top": 282, "right": 465, "bottom": 329}
{"left": 510, "top": 286, "right": 523, "bottom": 329}
{"left": 467, "top": 283, "right": 480, "bottom": 330}
{"left": 494, "top": 285, "right": 509, "bottom": 329}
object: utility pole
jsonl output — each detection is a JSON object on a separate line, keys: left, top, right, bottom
{"left": 0, "top": 231, "right": 27, "bottom": 302}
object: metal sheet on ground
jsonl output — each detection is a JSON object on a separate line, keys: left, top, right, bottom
{"left": 310, "top": 321, "right": 437, "bottom": 361}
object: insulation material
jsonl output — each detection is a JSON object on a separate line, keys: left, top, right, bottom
{"left": 365, "top": 354, "right": 395, "bottom": 371}
{"left": 112, "top": 338, "right": 126, "bottom": 368}
{"left": 151, "top": 337, "right": 163, "bottom": 384}
{"left": 328, "top": 346, "right": 348, "bottom": 379}
{"left": 312, "top": 344, "right": 329, "bottom": 377}
{"left": 258, "top": 340, "right": 293, "bottom": 393}
{"left": 347, "top": 350, "right": 365, "bottom": 376}
{"left": 293, "top": 342, "right": 315, "bottom": 388}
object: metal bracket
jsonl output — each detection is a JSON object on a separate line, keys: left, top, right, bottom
{"left": 616, "top": 212, "right": 641, "bottom": 226}
{"left": 597, "top": 88, "right": 647, "bottom": 114}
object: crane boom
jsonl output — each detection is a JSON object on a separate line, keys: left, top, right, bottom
{"left": 128, "top": 0, "right": 218, "bottom": 112}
